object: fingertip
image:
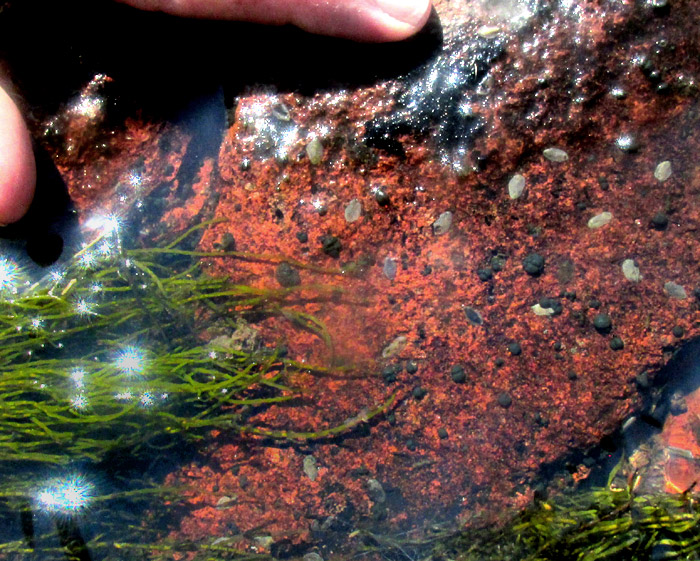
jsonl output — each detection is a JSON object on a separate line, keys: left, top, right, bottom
{"left": 364, "top": 0, "right": 433, "bottom": 42}
{"left": 0, "top": 85, "right": 35, "bottom": 225}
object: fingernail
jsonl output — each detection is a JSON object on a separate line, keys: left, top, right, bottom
{"left": 373, "top": 0, "right": 431, "bottom": 26}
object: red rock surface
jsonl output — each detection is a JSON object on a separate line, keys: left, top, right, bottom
{"left": 5, "top": 0, "right": 700, "bottom": 554}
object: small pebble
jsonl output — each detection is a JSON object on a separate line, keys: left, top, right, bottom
{"left": 275, "top": 262, "right": 301, "bottom": 287}
{"left": 635, "top": 372, "right": 650, "bottom": 389}
{"left": 383, "top": 257, "right": 398, "bottom": 281}
{"left": 587, "top": 212, "right": 613, "bottom": 229}
{"left": 450, "top": 365, "right": 466, "bottom": 383}
{"left": 672, "top": 325, "right": 685, "bottom": 338}
{"left": 589, "top": 299, "right": 601, "bottom": 309}
{"left": 650, "top": 212, "right": 669, "bottom": 230}
{"left": 437, "top": 427, "right": 449, "bottom": 439}
{"left": 621, "top": 259, "right": 642, "bottom": 282}
{"left": 463, "top": 306, "right": 483, "bottom": 326}
{"left": 593, "top": 313, "right": 612, "bottom": 334}
{"left": 432, "top": 211, "right": 453, "bottom": 235}
{"left": 306, "top": 138, "right": 324, "bottom": 165}
{"left": 494, "top": 357, "right": 505, "bottom": 367}
{"left": 382, "top": 335, "right": 407, "bottom": 359}
{"left": 497, "top": 392, "right": 513, "bottom": 408}
{"left": 344, "top": 198, "right": 362, "bottom": 223}
{"left": 367, "top": 478, "right": 386, "bottom": 503}
{"left": 508, "top": 174, "right": 526, "bottom": 199}
{"left": 522, "top": 253, "right": 545, "bottom": 276}
{"left": 303, "top": 455, "right": 318, "bottom": 481}
{"left": 543, "top": 147, "right": 569, "bottom": 162}
{"left": 507, "top": 342, "right": 522, "bottom": 356}
{"left": 304, "top": 553, "right": 324, "bottom": 561}
{"left": 664, "top": 281, "right": 687, "bottom": 299}
{"left": 405, "top": 360, "right": 418, "bottom": 374}
{"left": 654, "top": 160, "right": 672, "bottom": 182}
{"left": 296, "top": 231, "right": 308, "bottom": 243}
{"left": 609, "top": 337, "right": 624, "bottom": 351}
{"left": 532, "top": 303, "right": 555, "bottom": 316}
{"left": 567, "top": 370, "right": 578, "bottom": 381}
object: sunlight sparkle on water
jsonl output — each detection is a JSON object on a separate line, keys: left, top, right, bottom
{"left": 36, "top": 475, "right": 94, "bottom": 515}
{"left": 114, "top": 346, "right": 146, "bottom": 374}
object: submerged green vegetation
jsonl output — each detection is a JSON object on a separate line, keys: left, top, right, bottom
{"left": 0, "top": 217, "right": 391, "bottom": 558}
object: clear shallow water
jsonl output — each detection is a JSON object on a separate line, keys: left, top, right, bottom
{"left": 1, "top": 0, "right": 699, "bottom": 559}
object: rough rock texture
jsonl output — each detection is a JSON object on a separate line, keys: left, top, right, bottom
{"left": 4, "top": 0, "right": 699, "bottom": 554}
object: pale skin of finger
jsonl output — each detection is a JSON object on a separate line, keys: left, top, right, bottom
{"left": 0, "top": 85, "right": 35, "bottom": 225}
{"left": 119, "top": 0, "right": 432, "bottom": 42}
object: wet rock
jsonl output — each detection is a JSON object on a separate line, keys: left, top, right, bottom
{"left": 275, "top": 262, "right": 301, "bottom": 287}
{"left": 507, "top": 342, "right": 522, "bottom": 356}
{"left": 622, "top": 259, "right": 642, "bottom": 282}
{"left": 610, "top": 337, "right": 624, "bottom": 351}
{"left": 587, "top": 211, "right": 613, "bottom": 229}
{"left": 616, "top": 133, "right": 639, "bottom": 152}
{"left": 543, "top": 147, "right": 569, "bottom": 162}
{"left": 413, "top": 386, "right": 427, "bottom": 400}
{"left": 432, "top": 211, "right": 453, "bottom": 235}
{"left": 664, "top": 281, "right": 687, "bottom": 299}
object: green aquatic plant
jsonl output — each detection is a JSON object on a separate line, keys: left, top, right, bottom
{"left": 0, "top": 216, "right": 393, "bottom": 558}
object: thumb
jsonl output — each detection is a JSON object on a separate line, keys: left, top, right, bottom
{"left": 0, "top": 85, "right": 35, "bottom": 226}
{"left": 119, "top": 0, "right": 432, "bottom": 42}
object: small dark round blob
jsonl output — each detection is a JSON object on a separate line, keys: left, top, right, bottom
{"left": 589, "top": 299, "right": 601, "bottom": 309}
{"left": 497, "top": 392, "right": 512, "bottom": 408}
{"left": 296, "top": 231, "right": 308, "bottom": 243}
{"left": 494, "top": 357, "right": 505, "bottom": 368}
{"left": 421, "top": 265, "right": 432, "bottom": 276}
{"left": 412, "top": 386, "right": 427, "bottom": 400}
{"left": 507, "top": 342, "right": 522, "bottom": 356}
{"left": 382, "top": 364, "right": 401, "bottom": 384}
{"left": 522, "top": 253, "right": 545, "bottom": 276}
{"left": 609, "top": 336, "right": 624, "bottom": 351}
{"left": 650, "top": 212, "right": 669, "bottom": 230}
{"left": 27, "top": 233, "right": 64, "bottom": 267}
{"left": 567, "top": 370, "right": 578, "bottom": 381}
{"left": 240, "top": 158, "right": 251, "bottom": 171}
{"left": 406, "top": 439, "right": 417, "bottom": 451}
{"left": 477, "top": 268, "right": 493, "bottom": 282}
{"left": 320, "top": 235, "right": 342, "bottom": 258}
{"left": 593, "top": 313, "right": 612, "bottom": 334}
{"left": 694, "top": 288, "right": 700, "bottom": 300}
{"left": 214, "top": 232, "right": 236, "bottom": 252}
{"left": 564, "top": 291, "right": 577, "bottom": 301}
{"left": 672, "top": 325, "right": 685, "bottom": 338}
{"left": 405, "top": 360, "right": 419, "bottom": 374}
{"left": 374, "top": 189, "right": 391, "bottom": 206}
{"left": 539, "top": 297, "right": 563, "bottom": 315}
{"left": 275, "top": 262, "right": 301, "bottom": 288}
{"left": 450, "top": 365, "right": 466, "bottom": 383}
{"left": 437, "top": 428, "right": 448, "bottom": 440}
{"left": 553, "top": 341, "right": 563, "bottom": 351}
{"left": 491, "top": 255, "right": 506, "bottom": 272}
